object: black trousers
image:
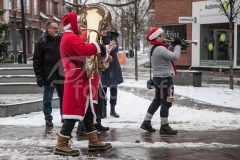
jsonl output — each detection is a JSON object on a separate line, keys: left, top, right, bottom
{"left": 60, "top": 106, "right": 95, "bottom": 136}
{"left": 102, "top": 86, "right": 118, "bottom": 105}
{"left": 96, "top": 86, "right": 104, "bottom": 125}
{"left": 147, "top": 77, "right": 173, "bottom": 118}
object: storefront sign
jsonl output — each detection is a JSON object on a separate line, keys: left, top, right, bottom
{"left": 205, "top": 4, "right": 221, "bottom": 10}
{"left": 166, "top": 30, "right": 179, "bottom": 38}
{"left": 179, "top": 17, "right": 195, "bottom": 23}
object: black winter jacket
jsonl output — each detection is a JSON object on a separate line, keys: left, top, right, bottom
{"left": 100, "top": 31, "right": 123, "bottom": 87}
{"left": 33, "top": 32, "right": 64, "bottom": 86}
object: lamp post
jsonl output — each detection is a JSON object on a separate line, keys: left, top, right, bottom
{"left": 12, "top": 8, "right": 20, "bottom": 64}
{"left": 20, "top": 0, "right": 27, "bottom": 64}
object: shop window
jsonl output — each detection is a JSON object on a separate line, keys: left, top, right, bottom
{"left": 34, "top": 0, "right": 38, "bottom": 15}
{"left": 200, "top": 23, "right": 230, "bottom": 67}
{"left": 8, "top": 0, "right": 12, "bottom": 10}
{"left": 26, "top": 0, "right": 30, "bottom": 14}
{"left": 161, "top": 24, "right": 187, "bottom": 52}
{"left": 32, "top": 30, "right": 38, "bottom": 54}
{"left": 6, "top": 30, "right": 13, "bottom": 50}
{"left": 17, "top": 30, "right": 23, "bottom": 51}
{"left": 50, "top": 2, "right": 53, "bottom": 15}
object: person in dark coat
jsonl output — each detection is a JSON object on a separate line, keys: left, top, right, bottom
{"left": 33, "top": 21, "right": 64, "bottom": 127}
{"left": 100, "top": 24, "right": 124, "bottom": 118}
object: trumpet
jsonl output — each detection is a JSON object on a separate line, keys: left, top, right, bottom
{"left": 164, "top": 38, "right": 198, "bottom": 47}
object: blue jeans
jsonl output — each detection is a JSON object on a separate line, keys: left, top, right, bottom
{"left": 43, "top": 84, "right": 64, "bottom": 120}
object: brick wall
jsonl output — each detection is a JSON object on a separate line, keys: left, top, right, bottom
{"left": 154, "top": 0, "right": 204, "bottom": 67}
{"left": 0, "top": 2, "right": 4, "bottom": 22}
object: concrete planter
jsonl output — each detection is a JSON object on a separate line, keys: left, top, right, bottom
{"left": 173, "top": 71, "right": 202, "bottom": 87}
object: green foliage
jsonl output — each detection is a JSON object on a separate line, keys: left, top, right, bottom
{"left": 0, "top": 9, "right": 11, "bottom": 58}
{"left": 0, "top": 56, "right": 14, "bottom": 63}
{"left": 0, "top": 23, "right": 9, "bottom": 31}
{"left": 0, "top": 9, "right": 6, "bottom": 15}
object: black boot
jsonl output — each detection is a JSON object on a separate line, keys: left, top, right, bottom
{"left": 101, "top": 105, "right": 107, "bottom": 119}
{"left": 140, "top": 120, "right": 156, "bottom": 132}
{"left": 160, "top": 123, "right": 178, "bottom": 135}
{"left": 94, "top": 123, "right": 109, "bottom": 132}
{"left": 76, "top": 121, "right": 85, "bottom": 136}
{"left": 46, "top": 119, "right": 53, "bottom": 127}
{"left": 110, "top": 104, "right": 119, "bottom": 118}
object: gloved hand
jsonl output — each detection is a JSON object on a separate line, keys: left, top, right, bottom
{"left": 97, "top": 42, "right": 106, "bottom": 57}
{"left": 36, "top": 76, "right": 44, "bottom": 87}
{"left": 172, "top": 37, "right": 182, "bottom": 46}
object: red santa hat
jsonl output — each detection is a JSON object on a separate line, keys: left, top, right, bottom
{"left": 63, "top": 12, "right": 80, "bottom": 35}
{"left": 146, "top": 27, "right": 164, "bottom": 41}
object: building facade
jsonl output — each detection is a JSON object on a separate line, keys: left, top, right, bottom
{"left": 0, "top": 0, "right": 77, "bottom": 60}
{"left": 153, "top": 0, "right": 240, "bottom": 69}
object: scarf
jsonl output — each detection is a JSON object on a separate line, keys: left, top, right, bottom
{"left": 150, "top": 40, "right": 178, "bottom": 75}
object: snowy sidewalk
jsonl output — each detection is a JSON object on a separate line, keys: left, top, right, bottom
{"left": 0, "top": 125, "right": 239, "bottom": 159}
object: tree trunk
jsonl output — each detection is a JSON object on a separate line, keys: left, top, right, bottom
{"left": 134, "top": 0, "right": 138, "bottom": 81}
{"left": 229, "top": 22, "right": 233, "bottom": 90}
{"left": 134, "top": 30, "right": 138, "bottom": 81}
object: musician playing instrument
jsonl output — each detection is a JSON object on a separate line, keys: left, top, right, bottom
{"left": 54, "top": 12, "right": 116, "bottom": 156}
{"left": 140, "top": 27, "right": 181, "bottom": 135}
{"left": 76, "top": 29, "right": 113, "bottom": 136}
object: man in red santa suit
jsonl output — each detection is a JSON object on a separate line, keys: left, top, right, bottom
{"left": 54, "top": 12, "right": 115, "bottom": 156}
{"left": 76, "top": 29, "right": 111, "bottom": 136}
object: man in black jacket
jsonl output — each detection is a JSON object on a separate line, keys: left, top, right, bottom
{"left": 33, "top": 21, "right": 64, "bottom": 127}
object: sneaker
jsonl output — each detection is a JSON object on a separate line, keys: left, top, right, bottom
{"left": 46, "top": 119, "right": 53, "bottom": 127}
{"left": 160, "top": 123, "right": 178, "bottom": 135}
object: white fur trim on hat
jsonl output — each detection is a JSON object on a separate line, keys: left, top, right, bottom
{"left": 63, "top": 23, "right": 71, "bottom": 30}
{"left": 63, "top": 16, "right": 80, "bottom": 31}
{"left": 149, "top": 28, "right": 164, "bottom": 40}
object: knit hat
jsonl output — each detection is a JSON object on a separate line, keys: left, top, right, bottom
{"left": 146, "top": 27, "right": 164, "bottom": 41}
{"left": 63, "top": 12, "right": 80, "bottom": 35}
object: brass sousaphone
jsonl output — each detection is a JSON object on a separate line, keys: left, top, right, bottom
{"left": 79, "top": 4, "right": 112, "bottom": 78}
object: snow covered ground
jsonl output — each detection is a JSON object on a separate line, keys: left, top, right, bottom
{"left": 0, "top": 79, "right": 240, "bottom": 159}
{"left": 1, "top": 79, "right": 240, "bottom": 130}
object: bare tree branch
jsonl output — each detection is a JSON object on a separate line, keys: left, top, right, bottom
{"left": 101, "top": 1, "right": 135, "bottom": 7}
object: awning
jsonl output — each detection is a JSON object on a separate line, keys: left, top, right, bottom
{"left": 53, "top": 15, "right": 61, "bottom": 22}
{"left": 40, "top": 11, "right": 49, "bottom": 20}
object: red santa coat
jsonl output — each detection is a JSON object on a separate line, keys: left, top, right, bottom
{"left": 60, "top": 30, "right": 101, "bottom": 122}
{"left": 80, "top": 29, "right": 100, "bottom": 104}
